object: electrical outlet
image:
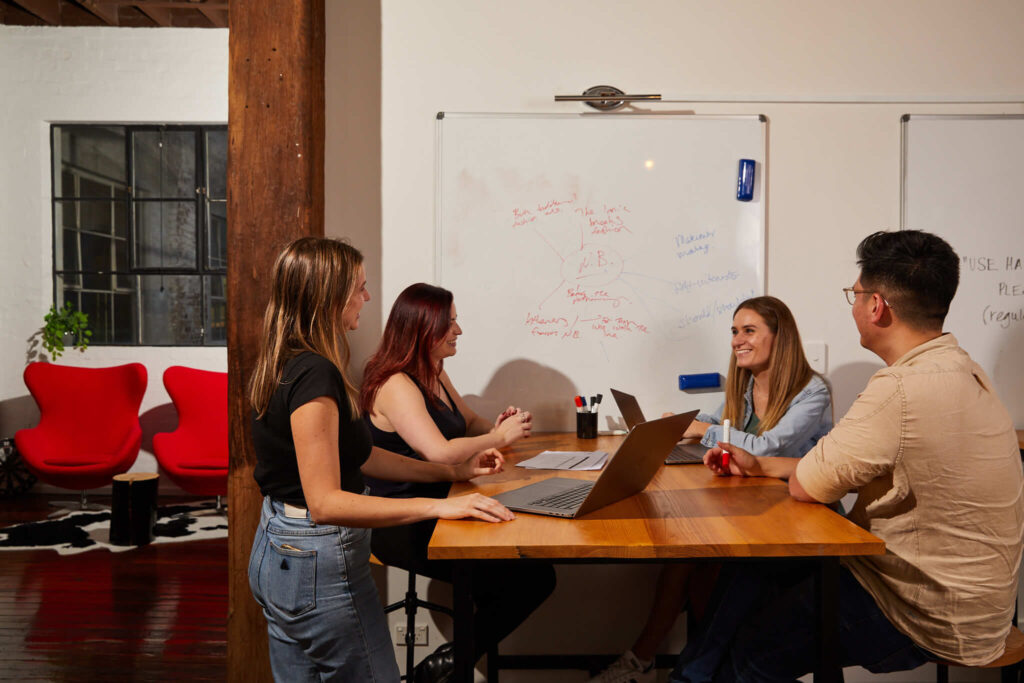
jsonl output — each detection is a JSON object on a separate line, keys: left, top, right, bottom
{"left": 394, "top": 624, "right": 428, "bottom": 646}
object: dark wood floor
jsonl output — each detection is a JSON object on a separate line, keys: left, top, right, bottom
{"left": 0, "top": 495, "right": 227, "bottom": 681}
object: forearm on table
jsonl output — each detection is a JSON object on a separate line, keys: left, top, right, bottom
{"left": 361, "top": 447, "right": 455, "bottom": 483}
{"left": 418, "top": 432, "right": 502, "bottom": 464}
{"left": 306, "top": 488, "right": 443, "bottom": 528}
{"left": 751, "top": 455, "right": 800, "bottom": 480}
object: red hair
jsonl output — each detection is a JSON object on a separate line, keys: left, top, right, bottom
{"left": 360, "top": 283, "right": 454, "bottom": 414}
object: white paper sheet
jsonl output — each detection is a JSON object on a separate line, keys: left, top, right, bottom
{"left": 516, "top": 451, "right": 609, "bottom": 471}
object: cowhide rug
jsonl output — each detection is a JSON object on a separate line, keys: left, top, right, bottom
{"left": 0, "top": 501, "right": 227, "bottom": 555}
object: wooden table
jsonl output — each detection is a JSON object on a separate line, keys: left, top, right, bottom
{"left": 428, "top": 433, "right": 884, "bottom": 682}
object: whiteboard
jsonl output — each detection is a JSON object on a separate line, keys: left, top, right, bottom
{"left": 902, "top": 115, "right": 1024, "bottom": 425}
{"left": 436, "top": 113, "right": 766, "bottom": 432}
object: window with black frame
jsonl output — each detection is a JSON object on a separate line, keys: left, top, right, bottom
{"left": 51, "top": 124, "right": 227, "bottom": 346}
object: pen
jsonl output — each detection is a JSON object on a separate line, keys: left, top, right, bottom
{"left": 721, "top": 419, "right": 731, "bottom": 467}
{"left": 580, "top": 396, "right": 588, "bottom": 412}
{"left": 574, "top": 396, "right": 583, "bottom": 413}
{"left": 589, "top": 395, "right": 596, "bottom": 413}
{"left": 593, "top": 394, "right": 603, "bottom": 412}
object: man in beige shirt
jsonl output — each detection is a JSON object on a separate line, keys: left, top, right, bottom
{"left": 672, "top": 230, "right": 1024, "bottom": 682}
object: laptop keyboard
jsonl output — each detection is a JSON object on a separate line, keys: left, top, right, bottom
{"left": 665, "top": 443, "right": 705, "bottom": 464}
{"left": 529, "top": 481, "right": 595, "bottom": 510}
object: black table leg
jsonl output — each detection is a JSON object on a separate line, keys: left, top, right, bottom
{"left": 453, "top": 561, "right": 475, "bottom": 683}
{"left": 816, "top": 557, "right": 842, "bottom": 682}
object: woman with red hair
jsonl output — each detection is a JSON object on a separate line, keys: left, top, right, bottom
{"left": 360, "top": 282, "right": 556, "bottom": 682}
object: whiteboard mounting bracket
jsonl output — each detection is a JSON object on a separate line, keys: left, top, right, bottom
{"left": 555, "top": 85, "right": 662, "bottom": 111}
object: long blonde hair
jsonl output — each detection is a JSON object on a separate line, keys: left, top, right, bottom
{"left": 721, "top": 296, "right": 816, "bottom": 434}
{"left": 248, "top": 237, "right": 363, "bottom": 419}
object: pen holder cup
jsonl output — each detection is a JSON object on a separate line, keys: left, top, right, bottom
{"left": 576, "top": 412, "right": 598, "bottom": 439}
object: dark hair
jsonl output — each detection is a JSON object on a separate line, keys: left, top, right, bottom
{"left": 856, "top": 230, "right": 959, "bottom": 329}
{"left": 359, "top": 283, "right": 454, "bottom": 414}
{"left": 722, "top": 296, "right": 818, "bottom": 434}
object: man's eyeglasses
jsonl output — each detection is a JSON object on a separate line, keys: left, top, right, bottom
{"left": 843, "top": 287, "right": 892, "bottom": 309}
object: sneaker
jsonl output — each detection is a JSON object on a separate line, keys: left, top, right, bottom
{"left": 587, "top": 650, "right": 655, "bottom": 683}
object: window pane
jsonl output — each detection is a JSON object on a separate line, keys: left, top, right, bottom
{"left": 79, "top": 291, "right": 113, "bottom": 344}
{"left": 139, "top": 275, "right": 202, "bottom": 344}
{"left": 112, "top": 291, "right": 135, "bottom": 344}
{"left": 79, "top": 176, "right": 113, "bottom": 199}
{"left": 134, "top": 130, "right": 196, "bottom": 199}
{"left": 206, "top": 129, "right": 227, "bottom": 200}
{"left": 207, "top": 200, "right": 227, "bottom": 269}
{"left": 205, "top": 274, "right": 227, "bottom": 345}
{"left": 79, "top": 200, "right": 120, "bottom": 235}
{"left": 134, "top": 201, "right": 197, "bottom": 268}
{"left": 80, "top": 232, "right": 111, "bottom": 269}
{"left": 57, "top": 273, "right": 135, "bottom": 345}
{"left": 58, "top": 201, "right": 76, "bottom": 230}
{"left": 80, "top": 233, "right": 114, "bottom": 290}
{"left": 113, "top": 188, "right": 129, "bottom": 237}
{"left": 56, "top": 200, "right": 127, "bottom": 236}
{"left": 61, "top": 230, "right": 79, "bottom": 272}
{"left": 53, "top": 126, "right": 127, "bottom": 197}
{"left": 115, "top": 239, "right": 129, "bottom": 271}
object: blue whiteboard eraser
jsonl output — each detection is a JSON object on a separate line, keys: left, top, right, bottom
{"left": 679, "top": 373, "right": 721, "bottom": 390}
{"left": 737, "top": 159, "right": 755, "bottom": 201}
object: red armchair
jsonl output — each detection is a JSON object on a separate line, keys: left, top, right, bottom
{"left": 15, "top": 362, "right": 147, "bottom": 511}
{"left": 153, "top": 366, "right": 228, "bottom": 507}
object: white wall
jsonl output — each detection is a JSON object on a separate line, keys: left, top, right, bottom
{"left": 369, "top": 1, "right": 1024, "bottom": 680}
{"left": 0, "top": 26, "right": 229, "bottom": 489}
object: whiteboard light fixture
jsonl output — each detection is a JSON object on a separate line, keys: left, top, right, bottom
{"left": 555, "top": 85, "right": 662, "bottom": 111}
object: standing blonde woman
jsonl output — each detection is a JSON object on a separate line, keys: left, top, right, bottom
{"left": 247, "top": 237, "right": 514, "bottom": 682}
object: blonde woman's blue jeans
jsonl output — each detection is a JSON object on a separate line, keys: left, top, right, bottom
{"left": 248, "top": 497, "right": 399, "bottom": 682}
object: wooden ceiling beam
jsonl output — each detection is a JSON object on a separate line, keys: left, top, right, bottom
{"left": 91, "top": 0, "right": 227, "bottom": 6}
{"left": 135, "top": 3, "right": 172, "bottom": 25}
{"left": 76, "top": 0, "right": 118, "bottom": 24}
{"left": 196, "top": 6, "right": 225, "bottom": 27}
{"left": 9, "top": 0, "right": 61, "bottom": 24}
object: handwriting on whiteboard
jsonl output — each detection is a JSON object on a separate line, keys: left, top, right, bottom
{"left": 510, "top": 193, "right": 744, "bottom": 343}
{"left": 960, "top": 254, "right": 1024, "bottom": 328}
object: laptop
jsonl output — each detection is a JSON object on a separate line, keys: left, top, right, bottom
{"left": 610, "top": 388, "right": 707, "bottom": 464}
{"left": 492, "top": 411, "right": 697, "bottom": 518}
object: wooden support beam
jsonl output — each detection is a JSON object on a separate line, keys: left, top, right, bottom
{"left": 76, "top": 0, "right": 119, "bottom": 24}
{"left": 10, "top": 0, "right": 61, "bottom": 24}
{"left": 227, "top": 0, "right": 325, "bottom": 680}
{"left": 136, "top": 3, "right": 173, "bottom": 25}
{"left": 197, "top": 6, "right": 227, "bottom": 27}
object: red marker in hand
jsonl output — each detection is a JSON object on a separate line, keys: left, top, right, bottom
{"left": 721, "top": 419, "right": 732, "bottom": 468}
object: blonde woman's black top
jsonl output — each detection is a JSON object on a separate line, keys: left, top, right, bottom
{"left": 251, "top": 351, "right": 371, "bottom": 507}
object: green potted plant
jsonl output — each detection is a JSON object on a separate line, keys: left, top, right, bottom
{"left": 42, "top": 302, "right": 92, "bottom": 359}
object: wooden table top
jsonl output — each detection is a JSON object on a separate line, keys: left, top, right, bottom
{"left": 428, "top": 433, "right": 885, "bottom": 561}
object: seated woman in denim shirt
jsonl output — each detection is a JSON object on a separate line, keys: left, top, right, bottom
{"left": 590, "top": 296, "right": 832, "bottom": 683}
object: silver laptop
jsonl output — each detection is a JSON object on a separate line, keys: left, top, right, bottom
{"left": 492, "top": 411, "right": 697, "bottom": 518}
{"left": 610, "top": 388, "right": 707, "bottom": 465}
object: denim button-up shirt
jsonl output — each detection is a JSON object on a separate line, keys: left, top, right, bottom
{"left": 697, "top": 373, "right": 832, "bottom": 459}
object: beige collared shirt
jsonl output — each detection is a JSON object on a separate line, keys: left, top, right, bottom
{"left": 797, "top": 334, "right": 1024, "bottom": 665}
